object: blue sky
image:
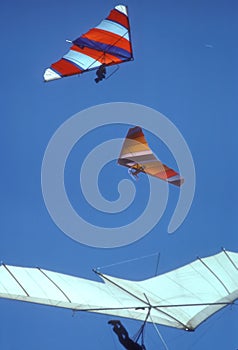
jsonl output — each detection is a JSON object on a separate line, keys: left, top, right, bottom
{"left": 1, "top": 0, "right": 238, "bottom": 349}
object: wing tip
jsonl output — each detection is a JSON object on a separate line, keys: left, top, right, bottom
{"left": 169, "top": 177, "right": 185, "bottom": 187}
{"left": 115, "top": 5, "right": 128, "bottom": 16}
{"left": 43, "top": 68, "right": 61, "bottom": 82}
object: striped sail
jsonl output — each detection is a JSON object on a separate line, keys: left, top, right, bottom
{"left": 44, "top": 5, "right": 133, "bottom": 82}
{"left": 118, "top": 126, "right": 184, "bottom": 186}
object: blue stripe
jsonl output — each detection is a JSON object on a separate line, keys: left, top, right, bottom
{"left": 107, "top": 17, "right": 128, "bottom": 30}
{"left": 73, "top": 37, "right": 132, "bottom": 59}
{"left": 96, "top": 20, "right": 129, "bottom": 40}
{"left": 63, "top": 50, "right": 101, "bottom": 70}
{"left": 62, "top": 58, "right": 84, "bottom": 72}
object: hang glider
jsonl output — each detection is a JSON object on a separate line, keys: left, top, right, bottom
{"left": 118, "top": 126, "right": 184, "bottom": 186}
{"left": 0, "top": 250, "right": 237, "bottom": 331}
{"left": 43, "top": 5, "right": 133, "bottom": 82}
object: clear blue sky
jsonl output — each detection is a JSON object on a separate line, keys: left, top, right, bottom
{"left": 1, "top": 0, "right": 237, "bottom": 349}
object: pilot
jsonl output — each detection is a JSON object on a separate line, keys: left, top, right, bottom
{"left": 95, "top": 64, "right": 106, "bottom": 83}
{"left": 108, "top": 320, "right": 146, "bottom": 350}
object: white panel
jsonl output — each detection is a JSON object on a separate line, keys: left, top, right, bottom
{"left": 0, "top": 267, "right": 24, "bottom": 295}
{"left": 43, "top": 68, "right": 61, "bottom": 81}
{"left": 120, "top": 150, "right": 153, "bottom": 158}
{"left": 7, "top": 266, "right": 68, "bottom": 301}
{"left": 115, "top": 5, "right": 128, "bottom": 16}
{"left": 43, "top": 269, "right": 127, "bottom": 308}
{"left": 63, "top": 50, "right": 101, "bottom": 70}
{"left": 201, "top": 253, "right": 238, "bottom": 291}
{"left": 96, "top": 20, "right": 129, "bottom": 40}
{"left": 101, "top": 251, "right": 238, "bottom": 329}
{"left": 168, "top": 175, "right": 182, "bottom": 182}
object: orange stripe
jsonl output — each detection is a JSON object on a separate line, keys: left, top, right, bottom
{"left": 82, "top": 28, "right": 131, "bottom": 53}
{"left": 107, "top": 9, "right": 129, "bottom": 29}
{"left": 133, "top": 136, "right": 148, "bottom": 145}
{"left": 51, "top": 59, "right": 82, "bottom": 76}
{"left": 71, "top": 45, "right": 122, "bottom": 65}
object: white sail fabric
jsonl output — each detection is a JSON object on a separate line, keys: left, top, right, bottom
{"left": 0, "top": 250, "right": 237, "bottom": 330}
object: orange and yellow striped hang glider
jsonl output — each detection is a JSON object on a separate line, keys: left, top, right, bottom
{"left": 118, "top": 126, "right": 184, "bottom": 187}
{"left": 43, "top": 5, "right": 133, "bottom": 82}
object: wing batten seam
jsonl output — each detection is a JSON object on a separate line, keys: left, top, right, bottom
{"left": 197, "top": 257, "right": 231, "bottom": 294}
{"left": 3, "top": 264, "right": 29, "bottom": 297}
{"left": 37, "top": 268, "right": 72, "bottom": 303}
{"left": 222, "top": 249, "right": 238, "bottom": 271}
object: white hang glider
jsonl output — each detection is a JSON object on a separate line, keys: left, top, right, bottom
{"left": 0, "top": 250, "right": 237, "bottom": 331}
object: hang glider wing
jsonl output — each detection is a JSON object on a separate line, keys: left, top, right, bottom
{"left": 0, "top": 250, "right": 238, "bottom": 331}
{"left": 118, "top": 126, "right": 184, "bottom": 186}
{"left": 43, "top": 5, "right": 133, "bottom": 82}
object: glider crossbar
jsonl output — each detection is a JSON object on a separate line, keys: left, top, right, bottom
{"left": 73, "top": 301, "right": 235, "bottom": 313}
{"left": 94, "top": 271, "right": 189, "bottom": 330}
{"left": 84, "top": 53, "right": 132, "bottom": 74}
{"left": 151, "top": 301, "right": 234, "bottom": 308}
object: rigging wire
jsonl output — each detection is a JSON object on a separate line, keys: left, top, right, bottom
{"left": 110, "top": 328, "right": 119, "bottom": 350}
{"left": 107, "top": 318, "right": 118, "bottom": 350}
{"left": 154, "top": 252, "right": 161, "bottom": 276}
{"left": 185, "top": 306, "right": 236, "bottom": 350}
{"left": 80, "top": 29, "right": 131, "bottom": 72}
{"left": 95, "top": 252, "right": 160, "bottom": 271}
{"left": 105, "top": 65, "right": 120, "bottom": 80}
{"left": 150, "top": 318, "right": 170, "bottom": 350}
{"left": 133, "top": 306, "right": 151, "bottom": 345}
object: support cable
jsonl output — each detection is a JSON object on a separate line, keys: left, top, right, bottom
{"left": 95, "top": 253, "right": 160, "bottom": 271}
{"left": 150, "top": 316, "right": 170, "bottom": 350}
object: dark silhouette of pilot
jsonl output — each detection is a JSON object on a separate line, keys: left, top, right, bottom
{"left": 129, "top": 165, "right": 144, "bottom": 179}
{"left": 95, "top": 64, "right": 106, "bottom": 83}
{"left": 108, "top": 320, "right": 146, "bottom": 350}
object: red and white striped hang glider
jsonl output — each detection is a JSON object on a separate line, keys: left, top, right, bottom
{"left": 43, "top": 5, "right": 133, "bottom": 82}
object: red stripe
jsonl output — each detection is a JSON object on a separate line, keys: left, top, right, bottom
{"left": 155, "top": 167, "right": 178, "bottom": 180}
{"left": 71, "top": 45, "right": 123, "bottom": 65}
{"left": 107, "top": 9, "right": 129, "bottom": 29}
{"left": 82, "top": 28, "right": 131, "bottom": 53}
{"left": 133, "top": 136, "right": 148, "bottom": 145}
{"left": 51, "top": 59, "right": 82, "bottom": 77}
